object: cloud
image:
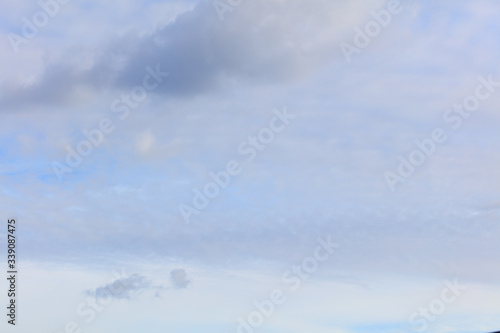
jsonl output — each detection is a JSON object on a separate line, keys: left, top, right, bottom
{"left": 87, "top": 273, "right": 151, "bottom": 300}
{"left": 170, "top": 268, "right": 191, "bottom": 289}
{"left": 0, "top": 0, "right": 383, "bottom": 108}
{"left": 3, "top": 0, "right": 500, "bottom": 288}
{"left": 135, "top": 129, "right": 156, "bottom": 154}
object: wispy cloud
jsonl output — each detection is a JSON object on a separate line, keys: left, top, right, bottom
{"left": 87, "top": 273, "right": 151, "bottom": 300}
{"left": 169, "top": 268, "right": 191, "bottom": 289}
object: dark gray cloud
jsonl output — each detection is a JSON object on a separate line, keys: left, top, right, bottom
{"left": 87, "top": 273, "right": 151, "bottom": 300}
{"left": 0, "top": 0, "right": 338, "bottom": 108}
{"left": 170, "top": 268, "right": 191, "bottom": 289}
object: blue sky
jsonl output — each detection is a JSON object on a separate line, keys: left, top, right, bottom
{"left": 1, "top": 0, "right": 500, "bottom": 332}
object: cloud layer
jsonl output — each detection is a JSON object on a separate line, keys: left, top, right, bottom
{"left": 2, "top": 1, "right": 500, "bottom": 332}
{"left": 0, "top": 0, "right": 384, "bottom": 107}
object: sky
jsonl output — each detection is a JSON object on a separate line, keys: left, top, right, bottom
{"left": 1, "top": 0, "right": 500, "bottom": 332}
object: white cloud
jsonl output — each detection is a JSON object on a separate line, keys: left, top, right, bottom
{"left": 135, "top": 129, "right": 156, "bottom": 154}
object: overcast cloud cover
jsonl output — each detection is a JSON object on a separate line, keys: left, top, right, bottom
{"left": 1, "top": 0, "right": 500, "bottom": 332}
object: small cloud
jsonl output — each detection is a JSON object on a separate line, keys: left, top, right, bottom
{"left": 136, "top": 129, "right": 156, "bottom": 154}
{"left": 170, "top": 269, "right": 191, "bottom": 289}
{"left": 87, "top": 273, "right": 151, "bottom": 300}
{"left": 153, "top": 290, "right": 162, "bottom": 299}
